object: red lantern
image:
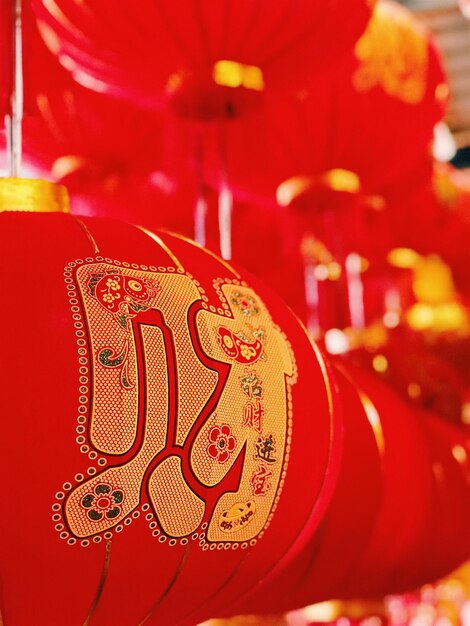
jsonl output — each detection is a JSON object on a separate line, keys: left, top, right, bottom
{"left": 347, "top": 325, "right": 468, "bottom": 425}
{"left": 22, "top": 81, "right": 163, "bottom": 186}
{"left": 0, "top": 180, "right": 341, "bottom": 625}
{"left": 195, "top": 0, "right": 447, "bottom": 203}
{"left": 32, "top": 0, "right": 373, "bottom": 113}
{"left": 338, "top": 364, "right": 470, "bottom": 597}
{"left": 401, "top": 164, "right": 470, "bottom": 296}
{"left": 403, "top": 411, "right": 470, "bottom": 587}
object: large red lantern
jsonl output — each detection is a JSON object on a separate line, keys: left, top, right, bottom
{"left": 32, "top": 0, "right": 373, "bottom": 113}
{"left": 0, "top": 179, "right": 341, "bottom": 625}
{"left": 2, "top": 181, "right": 470, "bottom": 623}
{"left": 221, "top": 363, "right": 383, "bottom": 616}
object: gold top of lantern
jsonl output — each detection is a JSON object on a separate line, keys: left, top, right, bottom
{"left": 0, "top": 178, "right": 70, "bottom": 213}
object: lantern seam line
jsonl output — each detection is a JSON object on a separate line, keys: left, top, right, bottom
{"left": 136, "top": 545, "right": 191, "bottom": 625}
{"left": 82, "top": 538, "right": 112, "bottom": 626}
{"left": 135, "top": 225, "right": 184, "bottom": 271}
{"left": 165, "top": 230, "right": 241, "bottom": 279}
{"left": 74, "top": 216, "right": 100, "bottom": 254}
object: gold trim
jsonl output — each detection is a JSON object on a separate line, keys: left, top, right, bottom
{"left": 82, "top": 539, "right": 112, "bottom": 626}
{"left": 290, "top": 312, "right": 339, "bottom": 488}
{"left": 358, "top": 390, "right": 385, "bottom": 455}
{"left": 0, "top": 177, "right": 70, "bottom": 213}
{"left": 137, "top": 546, "right": 191, "bottom": 625}
{"left": 335, "top": 362, "right": 385, "bottom": 455}
{"left": 74, "top": 216, "right": 100, "bottom": 254}
{"left": 183, "top": 553, "right": 251, "bottom": 624}
{"left": 135, "top": 226, "right": 185, "bottom": 272}
{"left": 291, "top": 312, "right": 335, "bottom": 418}
{"left": 310, "top": 339, "right": 335, "bottom": 420}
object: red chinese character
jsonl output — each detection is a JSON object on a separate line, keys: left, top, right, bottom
{"left": 243, "top": 400, "right": 265, "bottom": 433}
{"left": 251, "top": 465, "right": 273, "bottom": 496}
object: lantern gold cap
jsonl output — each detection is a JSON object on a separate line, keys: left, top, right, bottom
{"left": 0, "top": 177, "right": 70, "bottom": 213}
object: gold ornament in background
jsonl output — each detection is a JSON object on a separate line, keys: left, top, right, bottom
{"left": 433, "top": 163, "right": 470, "bottom": 210}
{"left": 353, "top": 1, "right": 428, "bottom": 104}
{"left": 303, "top": 599, "right": 387, "bottom": 622}
{"left": 277, "top": 169, "right": 361, "bottom": 207}
{"left": 200, "top": 616, "right": 288, "bottom": 626}
{"left": 388, "top": 248, "right": 470, "bottom": 336}
{"left": 300, "top": 235, "right": 342, "bottom": 281}
{"left": 213, "top": 61, "right": 265, "bottom": 91}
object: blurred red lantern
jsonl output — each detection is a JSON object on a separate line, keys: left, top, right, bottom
{"left": 335, "top": 364, "right": 439, "bottom": 597}
{"left": 0, "top": 3, "right": 174, "bottom": 220}
{"left": 348, "top": 325, "right": 468, "bottom": 424}
{"left": 402, "top": 411, "right": 470, "bottom": 587}
{"left": 32, "top": 0, "right": 374, "bottom": 114}
{"left": 0, "top": 180, "right": 342, "bottom": 625}
{"left": 22, "top": 80, "right": 162, "bottom": 184}
{"left": 0, "top": 1, "right": 68, "bottom": 119}
{"left": 29, "top": 0, "right": 375, "bottom": 260}
{"left": 377, "top": 163, "right": 470, "bottom": 267}
{"left": 11, "top": 16, "right": 163, "bottom": 191}
{"left": 1, "top": 11, "right": 197, "bottom": 236}
{"left": 337, "top": 365, "right": 470, "bottom": 597}
{"left": 414, "top": 164, "right": 470, "bottom": 296}
{"left": 196, "top": 0, "right": 447, "bottom": 204}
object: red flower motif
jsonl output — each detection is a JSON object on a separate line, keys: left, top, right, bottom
{"left": 207, "top": 424, "right": 236, "bottom": 463}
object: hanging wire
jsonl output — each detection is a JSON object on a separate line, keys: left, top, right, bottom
{"left": 304, "top": 262, "right": 321, "bottom": 337}
{"left": 6, "top": 0, "right": 23, "bottom": 177}
{"left": 194, "top": 130, "right": 208, "bottom": 246}
{"left": 218, "top": 182, "right": 233, "bottom": 260}
{"left": 218, "top": 118, "right": 233, "bottom": 260}
{"left": 301, "top": 235, "right": 321, "bottom": 338}
{"left": 345, "top": 252, "right": 366, "bottom": 329}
